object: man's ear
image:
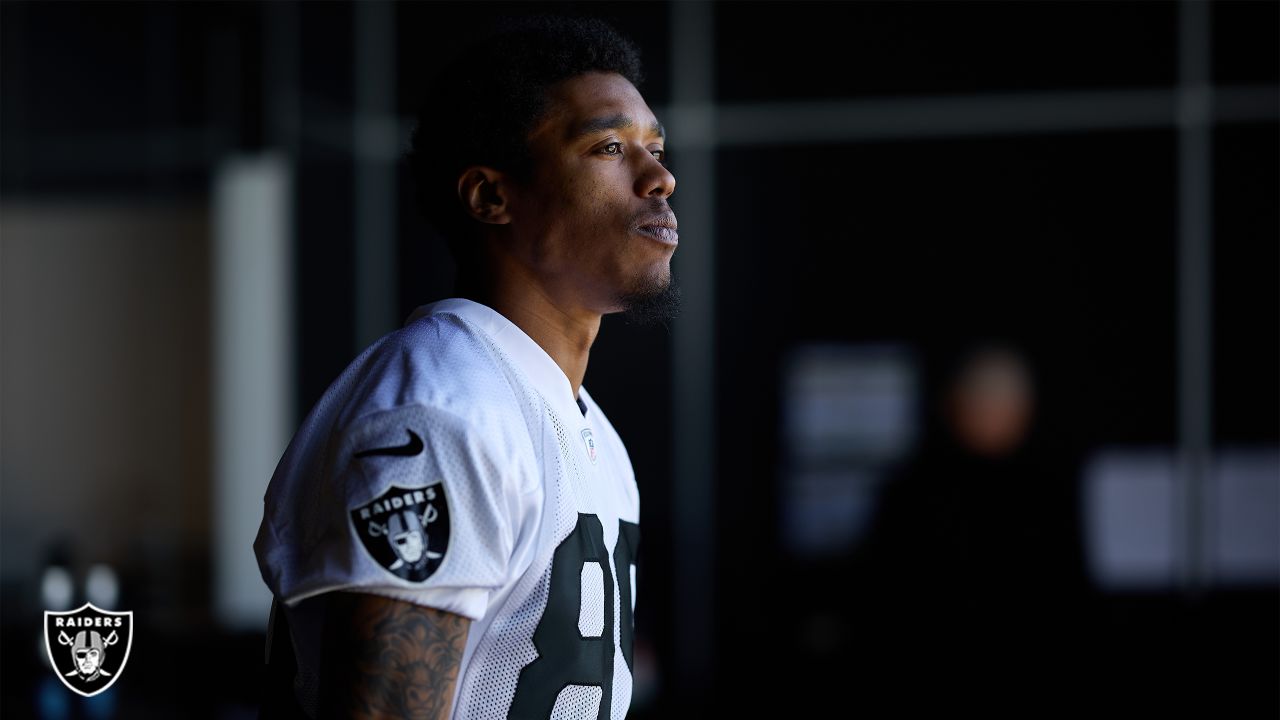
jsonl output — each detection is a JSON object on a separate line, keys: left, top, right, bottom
{"left": 457, "top": 167, "right": 512, "bottom": 225}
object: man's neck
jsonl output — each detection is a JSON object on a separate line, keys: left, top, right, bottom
{"left": 457, "top": 264, "right": 601, "bottom": 399}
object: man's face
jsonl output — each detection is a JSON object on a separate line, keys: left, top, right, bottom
{"left": 506, "top": 72, "right": 677, "bottom": 315}
{"left": 947, "top": 351, "right": 1034, "bottom": 458}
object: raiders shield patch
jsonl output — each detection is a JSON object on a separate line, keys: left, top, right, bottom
{"left": 350, "top": 483, "right": 450, "bottom": 582}
{"left": 44, "top": 603, "right": 134, "bottom": 697}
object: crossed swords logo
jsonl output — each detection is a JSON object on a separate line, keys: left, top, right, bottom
{"left": 45, "top": 603, "right": 133, "bottom": 697}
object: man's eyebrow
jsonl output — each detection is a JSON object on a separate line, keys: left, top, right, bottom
{"left": 570, "top": 114, "right": 666, "bottom": 141}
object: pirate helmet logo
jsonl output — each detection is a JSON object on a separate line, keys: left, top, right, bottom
{"left": 349, "top": 483, "right": 450, "bottom": 582}
{"left": 44, "top": 603, "right": 134, "bottom": 697}
{"left": 72, "top": 630, "right": 109, "bottom": 679}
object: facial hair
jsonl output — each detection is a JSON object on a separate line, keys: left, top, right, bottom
{"left": 616, "top": 274, "right": 681, "bottom": 327}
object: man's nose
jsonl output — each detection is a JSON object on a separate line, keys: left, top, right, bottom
{"left": 635, "top": 155, "right": 675, "bottom": 199}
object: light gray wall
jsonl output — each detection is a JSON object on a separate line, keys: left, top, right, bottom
{"left": 1, "top": 203, "right": 210, "bottom": 600}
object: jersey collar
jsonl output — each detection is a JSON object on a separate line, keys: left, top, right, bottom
{"left": 407, "top": 298, "right": 581, "bottom": 415}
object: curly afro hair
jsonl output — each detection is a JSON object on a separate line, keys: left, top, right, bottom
{"left": 408, "top": 17, "right": 645, "bottom": 263}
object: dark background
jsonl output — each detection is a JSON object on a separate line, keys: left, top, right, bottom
{"left": 2, "top": 1, "right": 1276, "bottom": 718}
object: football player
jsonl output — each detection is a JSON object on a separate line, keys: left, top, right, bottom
{"left": 255, "top": 16, "right": 677, "bottom": 720}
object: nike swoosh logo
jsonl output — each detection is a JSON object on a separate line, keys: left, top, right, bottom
{"left": 354, "top": 430, "right": 424, "bottom": 458}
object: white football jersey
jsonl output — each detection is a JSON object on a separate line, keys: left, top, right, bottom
{"left": 254, "top": 298, "right": 641, "bottom": 720}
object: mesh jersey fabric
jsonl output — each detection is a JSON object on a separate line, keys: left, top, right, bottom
{"left": 254, "top": 298, "right": 641, "bottom": 720}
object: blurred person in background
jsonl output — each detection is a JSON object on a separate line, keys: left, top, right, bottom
{"left": 858, "top": 342, "right": 1088, "bottom": 714}
{"left": 254, "top": 17, "right": 676, "bottom": 720}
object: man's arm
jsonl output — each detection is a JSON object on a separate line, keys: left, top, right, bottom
{"left": 318, "top": 592, "right": 470, "bottom": 720}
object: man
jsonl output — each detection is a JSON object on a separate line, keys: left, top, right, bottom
{"left": 254, "top": 17, "right": 676, "bottom": 720}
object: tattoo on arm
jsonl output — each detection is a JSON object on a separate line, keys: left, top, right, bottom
{"left": 319, "top": 593, "right": 470, "bottom": 720}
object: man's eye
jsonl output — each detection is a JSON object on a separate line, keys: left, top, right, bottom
{"left": 651, "top": 149, "right": 666, "bottom": 163}
{"left": 601, "top": 142, "right": 623, "bottom": 155}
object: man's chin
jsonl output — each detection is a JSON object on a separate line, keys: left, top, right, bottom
{"left": 616, "top": 276, "right": 681, "bottom": 326}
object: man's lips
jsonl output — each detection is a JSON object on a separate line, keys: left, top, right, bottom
{"left": 634, "top": 214, "right": 679, "bottom": 246}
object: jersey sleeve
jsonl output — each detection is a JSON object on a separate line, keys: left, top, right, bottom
{"left": 255, "top": 402, "right": 541, "bottom": 621}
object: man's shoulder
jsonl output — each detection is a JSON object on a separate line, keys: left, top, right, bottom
{"left": 334, "top": 307, "right": 530, "bottom": 436}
